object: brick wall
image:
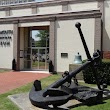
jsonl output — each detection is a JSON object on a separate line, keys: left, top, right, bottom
{"left": 103, "top": 51, "right": 110, "bottom": 59}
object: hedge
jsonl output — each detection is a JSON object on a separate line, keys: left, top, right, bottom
{"left": 82, "top": 59, "right": 110, "bottom": 85}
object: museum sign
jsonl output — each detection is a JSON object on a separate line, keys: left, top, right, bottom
{"left": 0, "top": 30, "right": 13, "bottom": 47}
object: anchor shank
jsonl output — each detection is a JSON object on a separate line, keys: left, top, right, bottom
{"left": 75, "top": 23, "right": 92, "bottom": 60}
{"left": 50, "top": 60, "right": 91, "bottom": 88}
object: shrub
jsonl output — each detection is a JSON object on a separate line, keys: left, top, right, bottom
{"left": 82, "top": 59, "right": 110, "bottom": 85}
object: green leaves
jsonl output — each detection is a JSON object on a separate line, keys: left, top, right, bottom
{"left": 35, "top": 30, "right": 49, "bottom": 47}
{"left": 83, "top": 59, "right": 110, "bottom": 85}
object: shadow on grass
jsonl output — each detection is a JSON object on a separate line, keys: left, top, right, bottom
{"left": 44, "top": 102, "right": 105, "bottom": 110}
{"left": 103, "top": 89, "right": 110, "bottom": 100}
{"left": 68, "top": 101, "right": 106, "bottom": 110}
{"left": 47, "top": 107, "right": 69, "bottom": 110}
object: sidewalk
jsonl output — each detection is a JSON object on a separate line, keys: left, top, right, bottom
{"left": 0, "top": 71, "right": 50, "bottom": 94}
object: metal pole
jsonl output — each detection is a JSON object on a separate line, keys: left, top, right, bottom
{"left": 75, "top": 23, "right": 92, "bottom": 60}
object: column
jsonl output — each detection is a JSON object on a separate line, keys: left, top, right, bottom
{"left": 98, "top": 0, "right": 104, "bottom": 53}
{"left": 13, "top": 21, "right": 20, "bottom": 70}
{"left": 94, "top": 18, "right": 102, "bottom": 52}
{"left": 5, "top": 7, "right": 10, "bottom": 16}
{"left": 62, "top": 1, "right": 68, "bottom": 11}
{"left": 49, "top": 19, "right": 56, "bottom": 71}
{"left": 31, "top": 5, "right": 37, "bottom": 14}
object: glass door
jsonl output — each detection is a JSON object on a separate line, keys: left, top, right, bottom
{"left": 24, "top": 47, "right": 31, "bottom": 69}
{"left": 32, "top": 48, "right": 38, "bottom": 69}
{"left": 31, "top": 48, "right": 49, "bottom": 70}
{"left": 39, "top": 48, "right": 46, "bottom": 70}
{"left": 31, "top": 29, "right": 49, "bottom": 71}
{"left": 23, "top": 28, "right": 49, "bottom": 71}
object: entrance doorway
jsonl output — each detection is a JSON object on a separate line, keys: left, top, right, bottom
{"left": 23, "top": 26, "right": 49, "bottom": 71}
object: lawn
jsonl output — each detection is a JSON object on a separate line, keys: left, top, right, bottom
{"left": 0, "top": 74, "right": 110, "bottom": 110}
{"left": 0, "top": 69, "right": 11, "bottom": 73}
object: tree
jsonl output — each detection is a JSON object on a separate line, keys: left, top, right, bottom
{"left": 35, "top": 30, "right": 49, "bottom": 47}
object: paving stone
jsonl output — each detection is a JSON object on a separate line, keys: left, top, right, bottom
{"left": 8, "top": 93, "right": 45, "bottom": 110}
{"left": 0, "top": 71, "right": 50, "bottom": 94}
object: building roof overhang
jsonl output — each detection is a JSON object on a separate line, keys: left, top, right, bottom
{"left": 0, "top": 9, "right": 102, "bottom": 24}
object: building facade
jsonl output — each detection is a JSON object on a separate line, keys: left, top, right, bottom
{"left": 0, "top": 0, "right": 110, "bottom": 72}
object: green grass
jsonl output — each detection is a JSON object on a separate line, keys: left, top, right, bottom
{"left": 0, "top": 69, "right": 11, "bottom": 73}
{"left": 70, "top": 100, "right": 110, "bottom": 110}
{"left": 0, "top": 73, "right": 110, "bottom": 110}
{"left": 102, "top": 59, "right": 110, "bottom": 63}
